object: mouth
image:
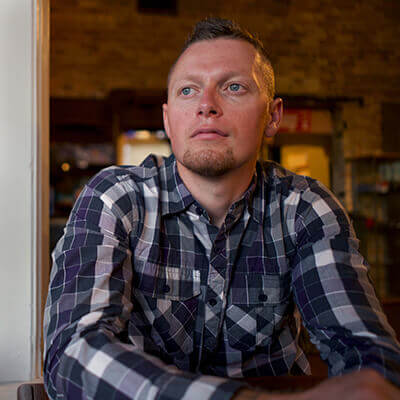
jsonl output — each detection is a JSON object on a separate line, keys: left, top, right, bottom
{"left": 191, "top": 128, "right": 228, "bottom": 138}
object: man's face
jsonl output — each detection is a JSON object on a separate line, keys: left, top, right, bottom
{"left": 163, "top": 38, "right": 276, "bottom": 178}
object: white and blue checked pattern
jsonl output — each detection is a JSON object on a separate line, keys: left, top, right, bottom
{"left": 43, "top": 154, "right": 400, "bottom": 399}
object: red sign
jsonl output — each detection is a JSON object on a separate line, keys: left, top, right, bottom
{"left": 279, "top": 109, "right": 312, "bottom": 133}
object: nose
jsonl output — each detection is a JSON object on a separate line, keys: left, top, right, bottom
{"left": 197, "top": 88, "right": 222, "bottom": 118}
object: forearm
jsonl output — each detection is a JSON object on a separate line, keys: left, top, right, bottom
{"left": 232, "top": 370, "right": 400, "bottom": 400}
{"left": 292, "top": 206, "right": 400, "bottom": 385}
{"left": 45, "top": 327, "right": 245, "bottom": 400}
{"left": 232, "top": 387, "right": 294, "bottom": 400}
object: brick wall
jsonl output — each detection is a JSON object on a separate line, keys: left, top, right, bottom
{"left": 51, "top": 0, "right": 400, "bottom": 157}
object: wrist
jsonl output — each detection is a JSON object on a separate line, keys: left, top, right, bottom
{"left": 232, "top": 387, "right": 299, "bottom": 400}
{"left": 232, "top": 387, "right": 264, "bottom": 400}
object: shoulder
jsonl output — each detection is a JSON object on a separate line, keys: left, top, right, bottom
{"left": 259, "top": 162, "right": 354, "bottom": 248}
{"left": 259, "top": 160, "right": 348, "bottom": 222}
{"left": 86, "top": 154, "right": 170, "bottom": 193}
{"left": 72, "top": 154, "right": 172, "bottom": 221}
{"left": 260, "top": 160, "right": 328, "bottom": 197}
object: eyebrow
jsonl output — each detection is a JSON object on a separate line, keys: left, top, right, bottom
{"left": 172, "top": 71, "right": 254, "bottom": 87}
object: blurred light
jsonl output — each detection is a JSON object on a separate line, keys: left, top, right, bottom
{"left": 61, "top": 162, "right": 70, "bottom": 172}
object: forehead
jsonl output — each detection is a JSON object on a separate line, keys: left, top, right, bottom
{"left": 169, "top": 38, "right": 262, "bottom": 83}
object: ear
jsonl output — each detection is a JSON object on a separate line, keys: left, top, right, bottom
{"left": 162, "top": 103, "right": 171, "bottom": 139}
{"left": 264, "top": 98, "right": 283, "bottom": 138}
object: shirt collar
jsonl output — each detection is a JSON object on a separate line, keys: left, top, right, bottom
{"left": 160, "top": 155, "right": 196, "bottom": 216}
{"left": 160, "top": 155, "right": 275, "bottom": 222}
{"left": 250, "top": 161, "right": 277, "bottom": 224}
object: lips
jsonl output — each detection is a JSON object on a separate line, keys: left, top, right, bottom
{"left": 191, "top": 128, "right": 228, "bottom": 138}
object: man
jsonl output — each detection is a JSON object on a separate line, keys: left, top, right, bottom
{"left": 44, "top": 18, "right": 400, "bottom": 399}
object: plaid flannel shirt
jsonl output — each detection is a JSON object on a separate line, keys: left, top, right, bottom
{"left": 44, "top": 154, "right": 400, "bottom": 399}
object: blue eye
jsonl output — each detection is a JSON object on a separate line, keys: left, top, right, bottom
{"left": 229, "top": 83, "right": 241, "bottom": 92}
{"left": 181, "top": 87, "right": 192, "bottom": 95}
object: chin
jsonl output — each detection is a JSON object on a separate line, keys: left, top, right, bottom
{"left": 182, "top": 148, "right": 236, "bottom": 177}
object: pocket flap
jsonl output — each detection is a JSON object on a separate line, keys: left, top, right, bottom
{"left": 133, "top": 264, "right": 201, "bottom": 301}
{"left": 230, "top": 272, "right": 291, "bottom": 305}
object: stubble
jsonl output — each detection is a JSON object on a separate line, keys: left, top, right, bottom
{"left": 181, "top": 146, "right": 236, "bottom": 177}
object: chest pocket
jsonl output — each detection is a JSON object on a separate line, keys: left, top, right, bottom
{"left": 131, "top": 264, "right": 201, "bottom": 356}
{"left": 225, "top": 272, "right": 291, "bottom": 352}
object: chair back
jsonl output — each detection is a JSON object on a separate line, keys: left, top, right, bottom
{"left": 17, "top": 383, "right": 48, "bottom": 400}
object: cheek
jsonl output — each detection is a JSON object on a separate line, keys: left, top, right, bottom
{"left": 231, "top": 108, "right": 267, "bottom": 150}
{"left": 168, "top": 107, "right": 192, "bottom": 131}
{"left": 165, "top": 113, "right": 189, "bottom": 151}
{"left": 233, "top": 108, "right": 266, "bottom": 135}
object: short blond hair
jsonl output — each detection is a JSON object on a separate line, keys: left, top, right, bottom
{"left": 168, "top": 17, "right": 275, "bottom": 99}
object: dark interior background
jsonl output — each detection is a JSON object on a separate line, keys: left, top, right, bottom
{"left": 49, "top": 0, "right": 400, "bottom": 301}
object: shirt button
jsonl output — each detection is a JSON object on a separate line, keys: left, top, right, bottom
{"left": 214, "top": 246, "right": 224, "bottom": 255}
{"left": 258, "top": 293, "right": 268, "bottom": 302}
{"left": 163, "top": 284, "right": 170, "bottom": 293}
{"left": 208, "top": 298, "right": 217, "bottom": 306}
{"left": 205, "top": 337, "right": 216, "bottom": 348}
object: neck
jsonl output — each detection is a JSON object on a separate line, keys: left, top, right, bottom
{"left": 177, "top": 161, "right": 256, "bottom": 228}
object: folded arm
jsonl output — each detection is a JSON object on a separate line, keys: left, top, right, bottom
{"left": 43, "top": 170, "right": 244, "bottom": 400}
{"left": 290, "top": 182, "right": 400, "bottom": 386}
{"left": 230, "top": 180, "right": 400, "bottom": 400}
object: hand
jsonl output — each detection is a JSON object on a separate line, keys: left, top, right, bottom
{"left": 301, "top": 369, "right": 400, "bottom": 400}
{"left": 232, "top": 387, "right": 292, "bottom": 400}
{"left": 233, "top": 369, "right": 400, "bottom": 400}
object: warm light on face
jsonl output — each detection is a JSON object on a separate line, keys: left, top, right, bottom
{"left": 163, "top": 39, "right": 272, "bottom": 179}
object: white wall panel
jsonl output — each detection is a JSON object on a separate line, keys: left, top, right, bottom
{"left": 0, "top": 0, "right": 36, "bottom": 382}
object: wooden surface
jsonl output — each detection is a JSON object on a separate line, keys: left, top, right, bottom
{"left": 244, "top": 375, "right": 325, "bottom": 392}
{"left": 17, "top": 378, "right": 324, "bottom": 399}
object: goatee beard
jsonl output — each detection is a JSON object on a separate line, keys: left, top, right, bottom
{"left": 182, "top": 148, "right": 235, "bottom": 177}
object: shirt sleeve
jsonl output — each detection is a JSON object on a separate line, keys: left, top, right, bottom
{"left": 290, "top": 179, "right": 400, "bottom": 387}
{"left": 43, "top": 169, "right": 245, "bottom": 400}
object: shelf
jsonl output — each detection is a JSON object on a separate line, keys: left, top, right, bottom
{"left": 51, "top": 164, "right": 109, "bottom": 178}
{"left": 50, "top": 97, "right": 111, "bottom": 142}
{"left": 350, "top": 213, "right": 400, "bottom": 232}
{"left": 356, "top": 183, "right": 400, "bottom": 195}
{"left": 50, "top": 217, "right": 68, "bottom": 226}
{"left": 345, "top": 152, "right": 400, "bottom": 161}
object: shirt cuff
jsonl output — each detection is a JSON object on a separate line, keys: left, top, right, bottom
{"left": 154, "top": 373, "right": 247, "bottom": 400}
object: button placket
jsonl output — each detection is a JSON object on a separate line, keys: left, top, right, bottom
{"left": 204, "top": 336, "right": 216, "bottom": 349}
{"left": 258, "top": 293, "right": 268, "bottom": 302}
{"left": 208, "top": 298, "right": 217, "bottom": 306}
{"left": 163, "top": 284, "right": 170, "bottom": 293}
{"left": 205, "top": 268, "right": 224, "bottom": 337}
